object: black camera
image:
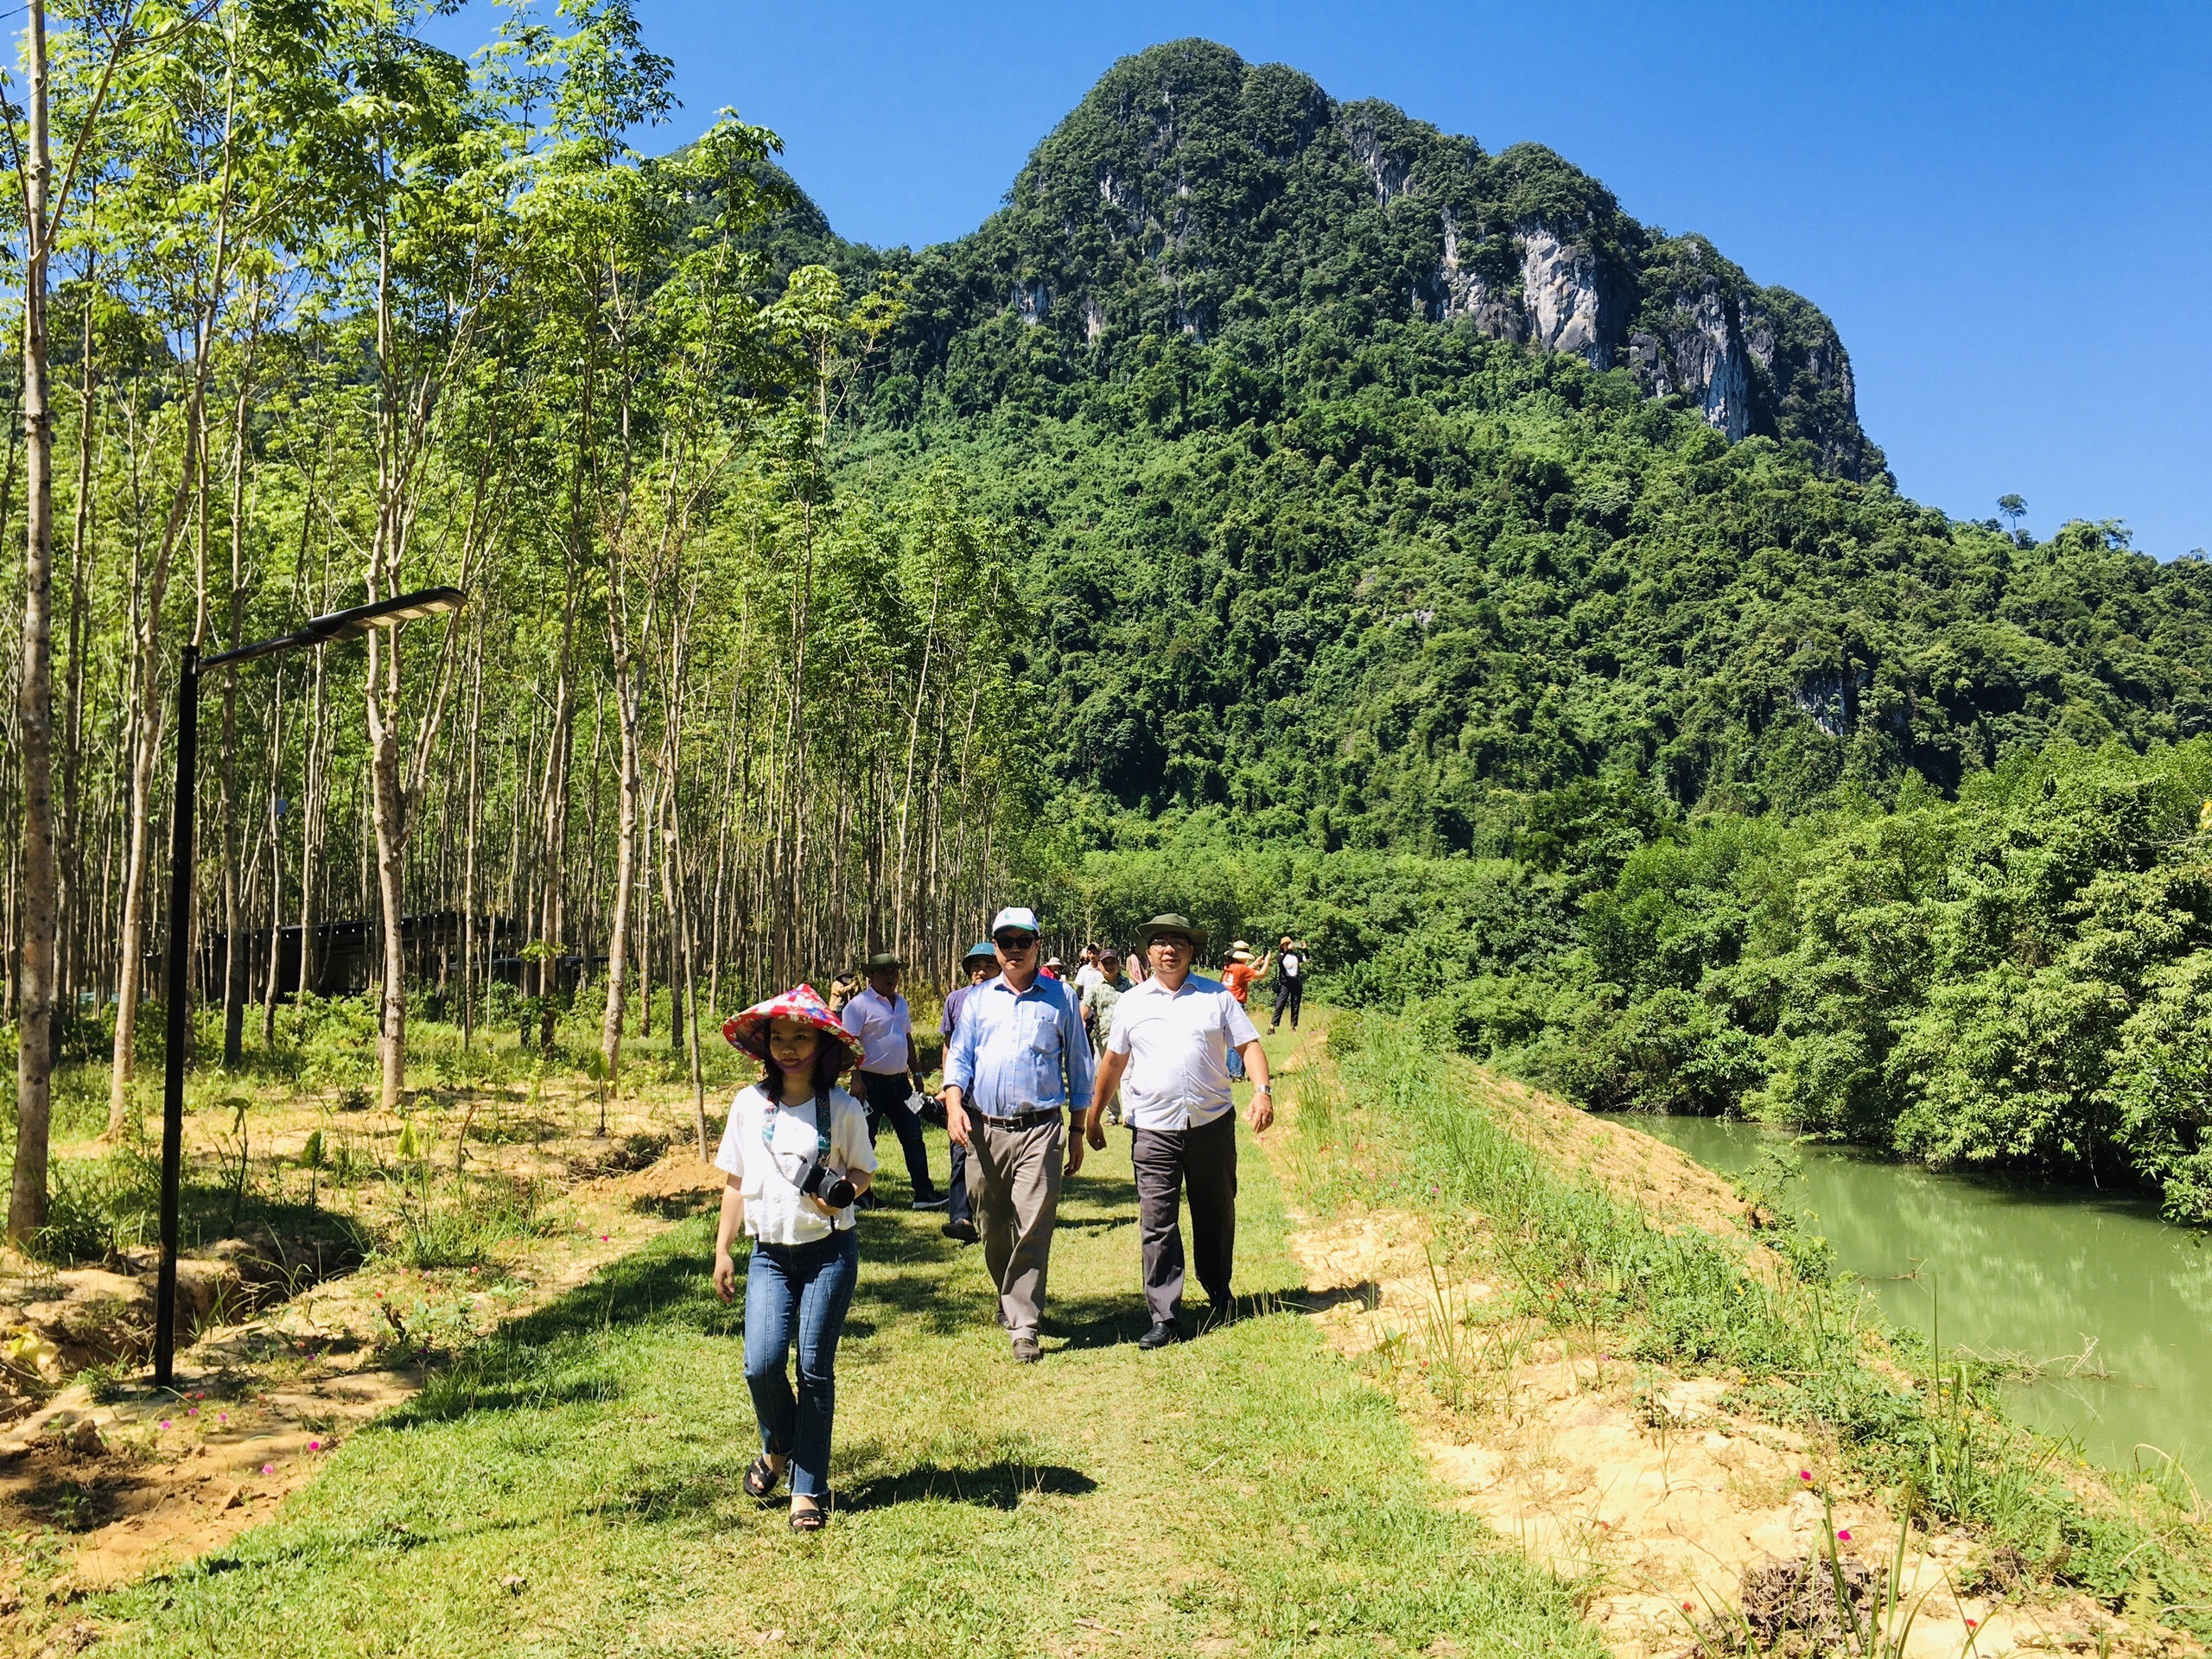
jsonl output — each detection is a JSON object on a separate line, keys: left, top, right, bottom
{"left": 802, "top": 1163, "right": 859, "bottom": 1210}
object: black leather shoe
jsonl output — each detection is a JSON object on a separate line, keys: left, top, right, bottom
{"left": 1011, "top": 1336, "right": 1041, "bottom": 1363}
{"left": 941, "top": 1217, "right": 978, "bottom": 1243}
{"left": 1138, "top": 1320, "right": 1181, "bottom": 1351}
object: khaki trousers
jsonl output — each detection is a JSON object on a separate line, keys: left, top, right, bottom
{"left": 967, "top": 1116, "right": 1065, "bottom": 1341}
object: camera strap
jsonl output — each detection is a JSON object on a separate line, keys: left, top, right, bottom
{"left": 760, "top": 1089, "right": 833, "bottom": 1190}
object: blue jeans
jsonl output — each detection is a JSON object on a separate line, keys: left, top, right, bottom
{"left": 1227, "top": 1042, "right": 1246, "bottom": 1080}
{"left": 744, "top": 1229, "right": 859, "bottom": 1498}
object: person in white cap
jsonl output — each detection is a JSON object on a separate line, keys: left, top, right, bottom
{"left": 940, "top": 905, "right": 1097, "bottom": 1363}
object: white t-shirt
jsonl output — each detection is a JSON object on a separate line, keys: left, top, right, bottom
{"left": 1104, "top": 974, "right": 1261, "bottom": 1132}
{"left": 840, "top": 987, "right": 912, "bottom": 1075}
{"left": 1281, "top": 952, "right": 1302, "bottom": 981}
{"left": 714, "top": 1082, "right": 879, "bottom": 1245}
{"left": 1074, "top": 963, "right": 1105, "bottom": 994}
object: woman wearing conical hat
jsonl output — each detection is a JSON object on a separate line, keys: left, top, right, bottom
{"left": 711, "top": 984, "right": 879, "bottom": 1531}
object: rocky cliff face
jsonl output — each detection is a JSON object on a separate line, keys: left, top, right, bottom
{"left": 957, "top": 40, "right": 1884, "bottom": 480}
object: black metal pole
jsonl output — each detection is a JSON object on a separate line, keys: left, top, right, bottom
{"left": 154, "top": 645, "right": 198, "bottom": 1390}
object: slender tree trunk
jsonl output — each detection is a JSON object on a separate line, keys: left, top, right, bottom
{"left": 656, "top": 766, "right": 705, "bottom": 1154}
{"left": 57, "top": 237, "right": 96, "bottom": 1022}
{"left": 365, "top": 613, "right": 408, "bottom": 1112}
{"left": 599, "top": 654, "right": 641, "bottom": 1082}
{"left": 259, "top": 667, "right": 284, "bottom": 1045}
{"left": 218, "top": 360, "right": 254, "bottom": 1066}
{"left": 461, "top": 621, "right": 481, "bottom": 1049}
{"left": 296, "top": 624, "right": 327, "bottom": 999}
{"left": 536, "top": 569, "right": 575, "bottom": 1052}
{"left": 10, "top": 2, "right": 58, "bottom": 1238}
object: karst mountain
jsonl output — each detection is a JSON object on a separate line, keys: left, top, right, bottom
{"left": 754, "top": 39, "right": 2209, "bottom": 848}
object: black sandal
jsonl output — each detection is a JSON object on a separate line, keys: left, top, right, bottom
{"left": 788, "top": 1498, "right": 827, "bottom": 1532}
{"left": 743, "top": 1455, "right": 782, "bottom": 1499}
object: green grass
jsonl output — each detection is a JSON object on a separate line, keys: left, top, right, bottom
{"left": 1299, "top": 1014, "right": 2212, "bottom": 1632}
{"left": 90, "top": 1052, "right": 1605, "bottom": 1658}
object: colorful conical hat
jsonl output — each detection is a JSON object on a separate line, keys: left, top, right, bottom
{"left": 722, "top": 983, "right": 858, "bottom": 1072}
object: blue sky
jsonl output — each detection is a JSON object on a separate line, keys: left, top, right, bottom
{"left": 440, "top": 1, "right": 2210, "bottom": 556}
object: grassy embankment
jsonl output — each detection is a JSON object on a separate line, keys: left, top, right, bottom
{"left": 1288, "top": 1012, "right": 2212, "bottom": 1639}
{"left": 70, "top": 1026, "right": 1604, "bottom": 1659}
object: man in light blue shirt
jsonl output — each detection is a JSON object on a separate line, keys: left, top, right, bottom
{"left": 943, "top": 906, "right": 1096, "bottom": 1363}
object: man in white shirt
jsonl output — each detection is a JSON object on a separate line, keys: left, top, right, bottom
{"left": 841, "top": 952, "right": 944, "bottom": 1210}
{"left": 1073, "top": 944, "right": 1105, "bottom": 996}
{"left": 1082, "top": 912, "right": 1273, "bottom": 1350}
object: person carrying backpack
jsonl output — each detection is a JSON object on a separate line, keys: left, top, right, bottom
{"left": 1270, "top": 937, "right": 1307, "bottom": 1033}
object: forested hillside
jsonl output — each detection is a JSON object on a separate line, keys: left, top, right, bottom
{"left": 4, "top": 16, "right": 2210, "bottom": 1236}
{"left": 771, "top": 40, "right": 2212, "bottom": 1211}
{"left": 761, "top": 40, "right": 2212, "bottom": 845}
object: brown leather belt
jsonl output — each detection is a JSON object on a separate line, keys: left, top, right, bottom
{"left": 979, "top": 1109, "right": 1064, "bottom": 1130}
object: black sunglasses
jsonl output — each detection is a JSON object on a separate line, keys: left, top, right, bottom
{"left": 994, "top": 933, "right": 1039, "bottom": 950}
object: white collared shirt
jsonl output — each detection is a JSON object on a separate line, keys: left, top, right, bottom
{"left": 840, "top": 986, "right": 912, "bottom": 1074}
{"left": 1103, "top": 973, "right": 1260, "bottom": 1132}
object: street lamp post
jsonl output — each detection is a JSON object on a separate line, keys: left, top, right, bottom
{"left": 153, "top": 586, "right": 466, "bottom": 1389}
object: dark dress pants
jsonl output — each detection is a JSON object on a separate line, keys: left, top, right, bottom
{"left": 1272, "top": 978, "right": 1303, "bottom": 1030}
{"left": 947, "top": 1137, "right": 972, "bottom": 1225}
{"left": 859, "top": 1068, "right": 936, "bottom": 1199}
{"left": 1131, "top": 1111, "right": 1238, "bottom": 1327}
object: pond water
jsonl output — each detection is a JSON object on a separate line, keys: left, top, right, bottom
{"left": 1626, "top": 1115, "right": 2212, "bottom": 1490}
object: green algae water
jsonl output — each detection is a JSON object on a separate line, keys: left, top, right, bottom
{"left": 1629, "top": 1115, "right": 2212, "bottom": 1490}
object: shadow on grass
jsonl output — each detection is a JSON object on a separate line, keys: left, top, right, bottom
{"left": 380, "top": 1234, "right": 731, "bottom": 1426}
{"left": 1274, "top": 1281, "right": 1380, "bottom": 1316}
{"left": 1040, "top": 1287, "right": 1152, "bottom": 1351}
{"left": 839, "top": 1459, "right": 1097, "bottom": 1513}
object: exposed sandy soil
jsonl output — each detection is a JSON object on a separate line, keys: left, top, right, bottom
{"left": 1475, "top": 1073, "right": 1753, "bottom": 1237}
{"left": 1268, "top": 1047, "right": 2193, "bottom": 1659}
{"left": 0, "top": 1094, "right": 728, "bottom": 1618}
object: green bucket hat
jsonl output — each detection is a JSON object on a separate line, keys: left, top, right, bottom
{"left": 863, "top": 950, "right": 902, "bottom": 973}
{"left": 961, "top": 939, "right": 997, "bottom": 966}
{"left": 1138, "top": 912, "right": 1208, "bottom": 952}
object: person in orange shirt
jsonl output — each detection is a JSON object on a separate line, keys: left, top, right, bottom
{"left": 1218, "top": 944, "right": 1271, "bottom": 1078}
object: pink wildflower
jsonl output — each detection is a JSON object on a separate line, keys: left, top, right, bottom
{"left": 160, "top": 1420, "right": 171, "bottom": 1430}
{"left": 1799, "top": 1470, "right": 1813, "bottom": 1481}
{"left": 1837, "top": 1529, "right": 1852, "bottom": 1542}
{"left": 262, "top": 1463, "right": 275, "bottom": 1474}
{"left": 308, "top": 1440, "right": 322, "bottom": 1452}
{"left": 1966, "top": 1620, "right": 1979, "bottom": 1630}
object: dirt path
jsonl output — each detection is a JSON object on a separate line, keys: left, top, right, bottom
{"left": 0, "top": 1155, "right": 724, "bottom": 1603}
{"left": 1262, "top": 1040, "right": 2177, "bottom": 1659}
